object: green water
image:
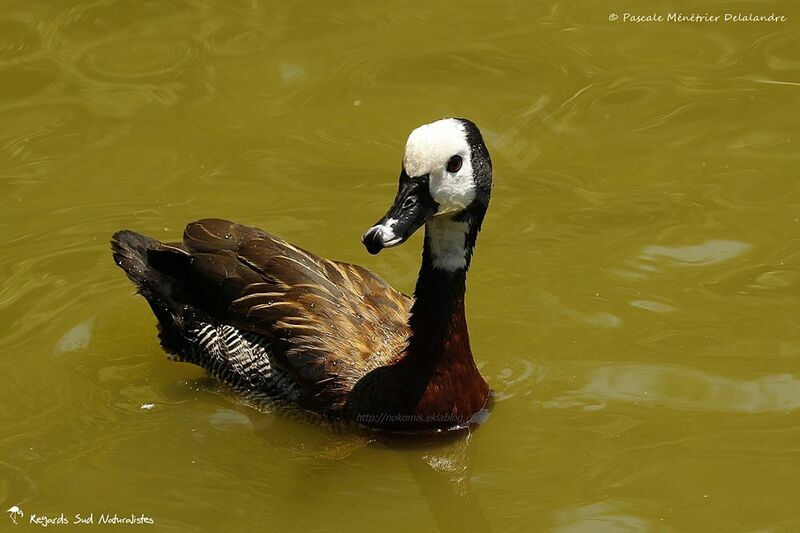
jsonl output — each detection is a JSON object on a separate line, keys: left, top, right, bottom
{"left": 2, "top": 0, "right": 799, "bottom": 531}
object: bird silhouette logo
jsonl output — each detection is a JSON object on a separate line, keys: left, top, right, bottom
{"left": 7, "top": 506, "right": 24, "bottom": 525}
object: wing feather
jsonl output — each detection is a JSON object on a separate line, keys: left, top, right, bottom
{"left": 177, "top": 218, "right": 412, "bottom": 412}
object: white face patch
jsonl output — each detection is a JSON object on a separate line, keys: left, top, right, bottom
{"left": 426, "top": 216, "right": 469, "bottom": 271}
{"left": 403, "top": 118, "right": 476, "bottom": 215}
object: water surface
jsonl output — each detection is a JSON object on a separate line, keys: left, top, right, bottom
{"left": 1, "top": 0, "right": 799, "bottom": 531}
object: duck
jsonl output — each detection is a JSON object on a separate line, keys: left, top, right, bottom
{"left": 111, "top": 117, "right": 493, "bottom": 433}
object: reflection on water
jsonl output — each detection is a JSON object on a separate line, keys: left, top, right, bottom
{"left": 640, "top": 239, "right": 751, "bottom": 267}
{"left": 54, "top": 317, "right": 95, "bottom": 354}
{"left": 553, "top": 364, "right": 800, "bottom": 413}
{"left": 550, "top": 501, "right": 664, "bottom": 532}
{"left": 1, "top": 0, "right": 799, "bottom": 530}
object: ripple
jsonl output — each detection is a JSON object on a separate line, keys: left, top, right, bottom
{"left": 752, "top": 269, "right": 799, "bottom": 289}
{"left": 551, "top": 501, "right": 665, "bottom": 532}
{"left": 590, "top": 82, "right": 662, "bottom": 111}
{"left": 562, "top": 364, "right": 800, "bottom": 413}
{"left": 196, "top": 24, "right": 275, "bottom": 58}
{"left": 0, "top": 242, "right": 118, "bottom": 354}
{"left": 0, "top": 61, "right": 59, "bottom": 103}
{"left": 77, "top": 82, "right": 185, "bottom": 118}
{"left": 0, "top": 17, "right": 40, "bottom": 59}
{"left": 207, "top": 408, "right": 253, "bottom": 432}
{"left": 762, "top": 27, "right": 800, "bottom": 72}
{"left": 492, "top": 359, "right": 539, "bottom": 401}
{"left": 571, "top": 21, "right": 739, "bottom": 70}
{"left": 54, "top": 317, "right": 95, "bottom": 354}
{"left": 640, "top": 239, "right": 751, "bottom": 267}
{"left": 0, "top": 460, "right": 38, "bottom": 507}
{"left": 79, "top": 36, "right": 195, "bottom": 81}
{"left": 53, "top": 0, "right": 195, "bottom": 43}
{"left": 630, "top": 299, "right": 676, "bottom": 314}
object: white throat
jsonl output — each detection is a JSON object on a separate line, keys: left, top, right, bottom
{"left": 426, "top": 216, "right": 470, "bottom": 271}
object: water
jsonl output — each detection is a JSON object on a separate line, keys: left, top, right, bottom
{"left": 1, "top": 0, "right": 799, "bottom": 530}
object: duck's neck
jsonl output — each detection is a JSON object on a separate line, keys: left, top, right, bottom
{"left": 408, "top": 216, "right": 472, "bottom": 356}
{"left": 404, "top": 215, "right": 489, "bottom": 422}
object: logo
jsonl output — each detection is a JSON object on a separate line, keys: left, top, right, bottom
{"left": 5, "top": 505, "right": 154, "bottom": 527}
{"left": 7, "top": 506, "right": 24, "bottom": 525}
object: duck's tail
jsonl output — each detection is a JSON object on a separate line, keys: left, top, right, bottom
{"left": 110, "top": 230, "right": 284, "bottom": 399}
{"left": 111, "top": 230, "right": 198, "bottom": 354}
{"left": 111, "top": 230, "right": 164, "bottom": 295}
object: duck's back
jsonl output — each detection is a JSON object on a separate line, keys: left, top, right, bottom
{"left": 112, "top": 218, "right": 412, "bottom": 414}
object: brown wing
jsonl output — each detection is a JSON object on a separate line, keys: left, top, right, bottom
{"left": 173, "top": 218, "right": 412, "bottom": 412}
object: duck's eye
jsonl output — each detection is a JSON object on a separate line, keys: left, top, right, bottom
{"left": 446, "top": 155, "right": 462, "bottom": 173}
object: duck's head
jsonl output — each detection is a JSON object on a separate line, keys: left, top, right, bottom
{"left": 362, "top": 118, "right": 492, "bottom": 257}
